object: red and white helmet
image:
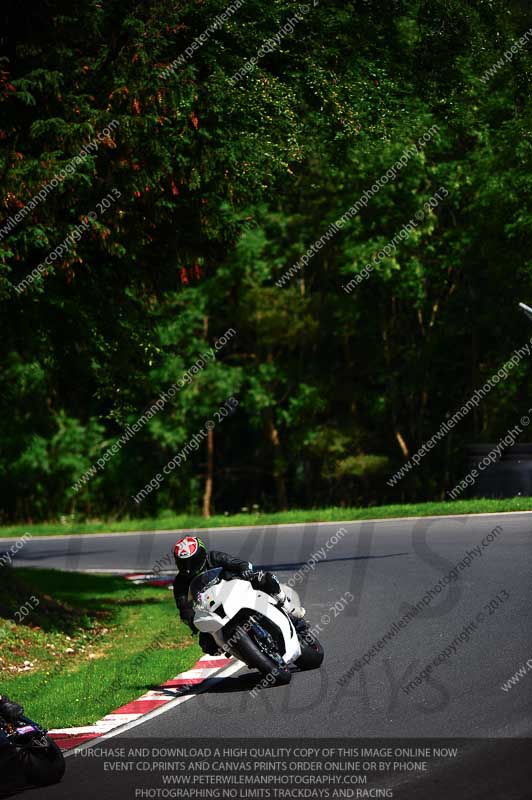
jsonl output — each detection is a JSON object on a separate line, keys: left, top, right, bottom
{"left": 173, "top": 536, "right": 208, "bottom": 575}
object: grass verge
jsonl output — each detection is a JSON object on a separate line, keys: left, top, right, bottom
{"left": 0, "top": 567, "right": 199, "bottom": 730}
{"left": 1, "top": 497, "right": 532, "bottom": 539}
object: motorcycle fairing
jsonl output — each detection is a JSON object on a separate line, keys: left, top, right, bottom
{"left": 193, "top": 577, "right": 301, "bottom": 663}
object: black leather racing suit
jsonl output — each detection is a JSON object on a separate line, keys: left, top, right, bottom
{"left": 173, "top": 550, "right": 281, "bottom": 655}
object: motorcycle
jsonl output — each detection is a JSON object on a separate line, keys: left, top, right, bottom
{"left": 0, "top": 712, "right": 65, "bottom": 792}
{"left": 189, "top": 568, "right": 324, "bottom": 685}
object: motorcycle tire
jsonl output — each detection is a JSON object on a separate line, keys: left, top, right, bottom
{"left": 295, "top": 629, "right": 324, "bottom": 670}
{"left": 226, "top": 622, "right": 292, "bottom": 685}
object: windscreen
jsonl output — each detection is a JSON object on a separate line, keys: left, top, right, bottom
{"left": 189, "top": 567, "right": 223, "bottom": 602}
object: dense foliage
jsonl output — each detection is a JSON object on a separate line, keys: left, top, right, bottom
{"left": 1, "top": 0, "right": 532, "bottom": 521}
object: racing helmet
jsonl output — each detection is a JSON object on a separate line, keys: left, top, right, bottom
{"left": 173, "top": 536, "right": 208, "bottom": 575}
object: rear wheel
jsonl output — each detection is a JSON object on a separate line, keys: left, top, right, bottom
{"left": 226, "top": 622, "right": 292, "bottom": 685}
{"left": 295, "top": 628, "right": 324, "bottom": 671}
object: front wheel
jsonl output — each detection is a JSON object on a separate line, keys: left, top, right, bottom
{"left": 225, "top": 623, "right": 292, "bottom": 685}
{"left": 18, "top": 736, "right": 66, "bottom": 786}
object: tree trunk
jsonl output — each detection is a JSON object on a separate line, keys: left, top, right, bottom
{"left": 395, "top": 430, "right": 410, "bottom": 458}
{"left": 202, "top": 313, "right": 213, "bottom": 518}
{"left": 265, "top": 407, "right": 288, "bottom": 510}
{"left": 203, "top": 425, "right": 214, "bottom": 518}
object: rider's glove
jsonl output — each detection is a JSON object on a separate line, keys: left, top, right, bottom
{"left": 0, "top": 697, "right": 24, "bottom": 722}
{"left": 241, "top": 569, "right": 255, "bottom": 580}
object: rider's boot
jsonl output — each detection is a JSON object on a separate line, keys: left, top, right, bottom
{"left": 274, "top": 590, "right": 306, "bottom": 624}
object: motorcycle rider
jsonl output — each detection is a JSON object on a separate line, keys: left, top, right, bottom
{"left": 0, "top": 695, "right": 65, "bottom": 791}
{"left": 0, "top": 695, "right": 23, "bottom": 722}
{"left": 0, "top": 695, "right": 24, "bottom": 787}
{"left": 172, "top": 536, "right": 306, "bottom": 655}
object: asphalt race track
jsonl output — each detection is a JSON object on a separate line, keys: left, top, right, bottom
{"left": 4, "top": 512, "right": 532, "bottom": 799}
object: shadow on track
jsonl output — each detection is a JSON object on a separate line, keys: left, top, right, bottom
{"left": 256, "top": 552, "right": 410, "bottom": 572}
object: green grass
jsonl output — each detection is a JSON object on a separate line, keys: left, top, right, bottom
{"left": 1, "top": 497, "right": 532, "bottom": 539}
{"left": 0, "top": 567, "right": 200, "bottom": 729}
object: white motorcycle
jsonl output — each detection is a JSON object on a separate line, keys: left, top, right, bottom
{"left": 189, "top": 568, "right": 324, "bottom": 685}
